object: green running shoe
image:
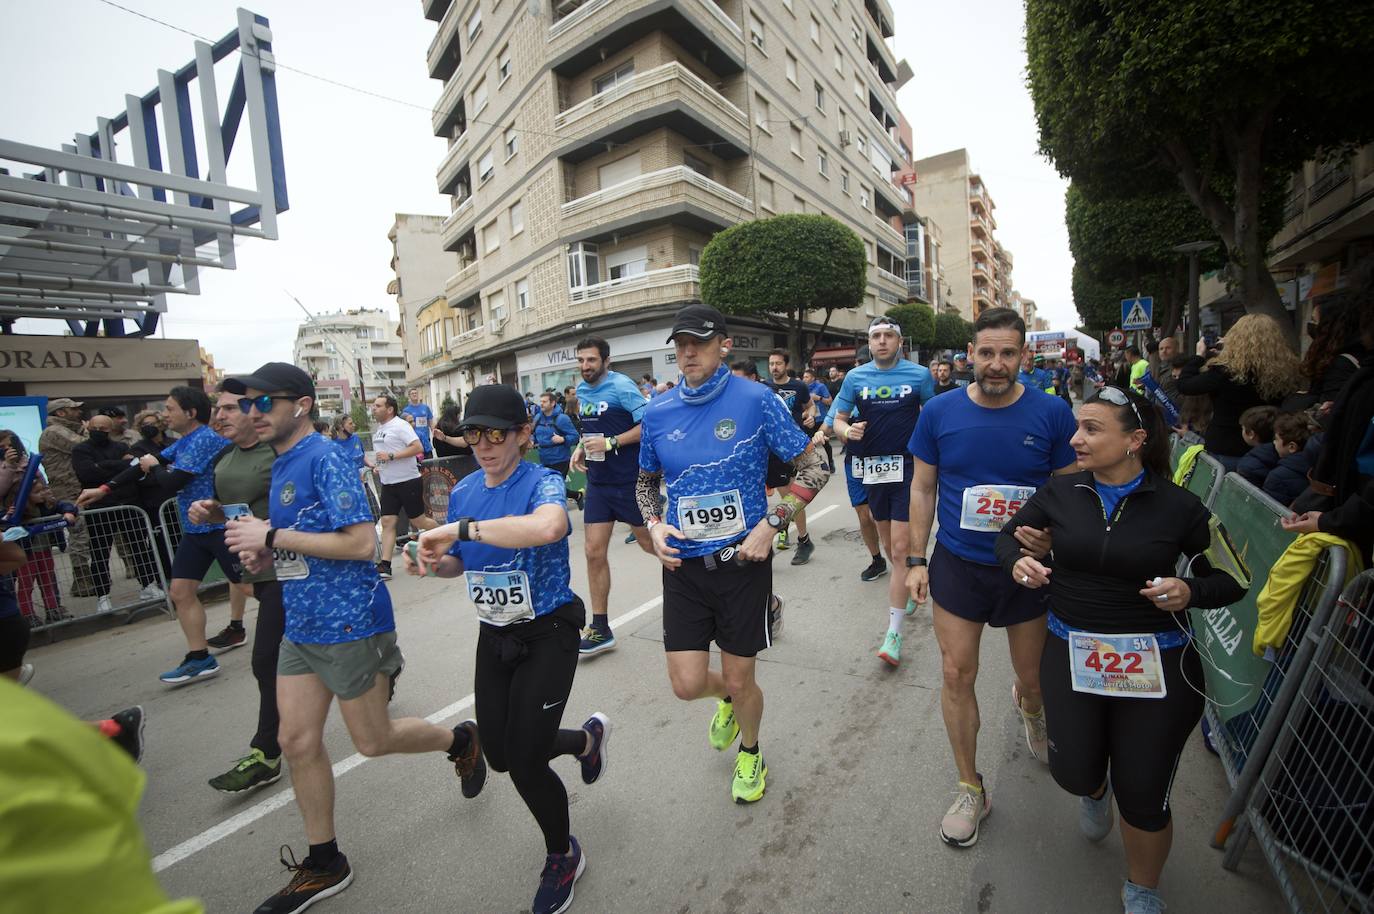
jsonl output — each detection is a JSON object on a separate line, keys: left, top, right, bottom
{"left": 878, "top": 630, "right": 902, "bottom": 667}
{"left": 774, "top": 529, "right": 790, "bottom": 551}
{"left": 731, "top": 750, "right": 767, "bottom": 804}
{"left": 708, "top": 699, "right": 740, "bottom": 751}
{"left": 208, "top": 748, "right": 282, "bottom": 794}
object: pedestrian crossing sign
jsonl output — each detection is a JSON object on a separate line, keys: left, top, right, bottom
{"left": 1121, "top": 295, "right": 1153, "bottom": 330}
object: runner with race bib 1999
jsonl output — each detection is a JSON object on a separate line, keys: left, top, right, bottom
{"left": 638, "top": 304, "right": 830, "bottom": 804}
{"left": 905, "top": 307, "right": 1078, "bottom": 850}
{"left": 830, "top": 317, "right": 934, "bottom": 667}
{"left": 407, "top": 384, "right": 611, "bottom": 914}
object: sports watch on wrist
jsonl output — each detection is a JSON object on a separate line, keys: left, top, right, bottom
{"left": 905, "top": 556, "right": 927, "bottom": 568}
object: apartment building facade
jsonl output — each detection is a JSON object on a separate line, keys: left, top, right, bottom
{"left": 293, "top": 308, "right": 406, "bottom": 417}
{"left": 420, "top": 0, "right": 915, "bottom": 393}
{"left": 387, "top": 214, "right": 471, "bottom": 407}
{"left": 911, "top": 148, "right": 1015, "bottom": 321}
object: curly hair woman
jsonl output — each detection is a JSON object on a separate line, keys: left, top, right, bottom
{"left": 1299, "top": 284, "right": 1373, "bottom": 419}
{"left": 1176, "top": 314, "right": 1303, "bottom": 470}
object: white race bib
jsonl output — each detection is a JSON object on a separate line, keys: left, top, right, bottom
{"left": 272, "top": 547, "right": 310, "bottom": 581}
{"left": 850, "top": 455, "right": 863, "bottom": 478}
{"left": 959, "top": 484, "right": 1035, "bottom": 532}
{"left": 862, "top": 454, "right": 904, "bottom": 484}
{"left": 464, "top": 570, "right": 535, "bottom": 626}
{"left": 1068, "top": 631, "right": 1167, "bottom": 699}
{"left": 677, "top": 490, "right": 746, "bottom": 541}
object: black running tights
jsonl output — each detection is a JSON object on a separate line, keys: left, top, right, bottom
{"left": 250, "top": 582, "right": 285, "bottom": 759}
{"left": 474, "top": 611, "right": 585, "bottom": 854}
{"left": 1040, "top": 634, "right": 1205, "bottom": 832}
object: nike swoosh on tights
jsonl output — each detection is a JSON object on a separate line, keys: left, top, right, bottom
{"left": 542, "top": 700, "right": 564, "bottom": 710}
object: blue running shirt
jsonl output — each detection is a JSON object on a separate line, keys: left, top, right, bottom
{"left": 908, "top": 387, "right": 1077, "bottom": 565}
{"left": 270, "top": 434, "right": 395, "bottom": 644}
{"left": 161, "top": 424, "right": 230, "bottom": 534}
{"left": 640, "top": 370, "right": 810, "bottom": 558}
{"left": 402, "top": 403, "right": 434, "bottom": 453}
{"left": 576, "top": 370, "right": 648, "bottom": 487}
{"left": 831, "top": 359, "right": 934, "bottom": 483}
{"left": 446, "top": 460, "right": 576, "bottom": 624}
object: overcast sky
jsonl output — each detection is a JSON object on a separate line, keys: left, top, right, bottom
{"left": 1, "top": 0, "right": 1074, "bottom": 372}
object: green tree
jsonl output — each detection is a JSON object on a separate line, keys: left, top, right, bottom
{"left": 700, "top": 214, "right": 866, "bottom": 363}
{"left": 884, "top": 301, "right": 936, "bottom": 353}
{"left": 1026, "top": 0, "right": 1374, "bottom": 343}
{"left": 349, "top": 400, "right": 371, "bottom": 436}
{"left": 933, "top": 312, "right": 970, "bottom": 351}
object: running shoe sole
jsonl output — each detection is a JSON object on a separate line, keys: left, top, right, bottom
{"left": 940, "top": 799, "right": 991, "bottom": 848}
{"left": 860, "top": 566, "right": 888, "bottom": 582}
{"left": 280, "top": 868, "right": 354, "bottom": 914}
{"left": 583, "top": 712, "right": 610, "bottom": 785}
{"left": 578, "top": 636, "right": 617, "bottom": 656}
{"left": 159, "top": 665, "right": 220, "bottom": 686}
{"left": 207, "top": 638, "right": 247, "bottom": 654}
{"left": 545, "top": 851, "right": 587, "bottom": 914}
{"left": 17, "top": 663, "right": 34, "bottom": 686}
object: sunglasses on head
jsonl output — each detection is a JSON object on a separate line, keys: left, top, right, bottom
{"left": 461, "top": 426, "right": 517, "bottom": 445}
{"left": 1092, "top": 385, "right": 1145, "bottom": 429}
{"left": 237, "top": 394, "right": 300, "bottom": 415}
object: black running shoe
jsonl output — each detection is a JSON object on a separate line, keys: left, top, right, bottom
{"left": 860, "top": 556, "right": 888, "bottom": 582}
{"left": 207, "top": 624, "right": 247, "bottom": 652}
{"left": 105, "top": 706, "right": 146, "bottom": 762}
{"left": 449, "top": 719, "right": 487, "bottom": 799}
{"left": 578, "top": 713, "right": 611, "bottom": 785}
{"left": 254, "top": 847, "right": 353, "bottom": 914}
{"left": 790, "top": 537, "right": 815, "bottom": 566}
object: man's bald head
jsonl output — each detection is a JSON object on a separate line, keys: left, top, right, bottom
{"left": 87, "top": 415, "right": 114, "bottom": 433}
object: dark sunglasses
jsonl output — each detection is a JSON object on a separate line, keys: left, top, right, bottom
{"left": 238, "top": 394, "right": 301, "bottom": 415}
{"left": 1091, "top": 385, "right": 1145, "bottom": 429}
{"left": 461, "top": 426, "right": 517, "bottom": 445}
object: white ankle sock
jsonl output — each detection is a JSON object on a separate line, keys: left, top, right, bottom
{"left": 888, "top": 607, "right": 904, "bottom": 634}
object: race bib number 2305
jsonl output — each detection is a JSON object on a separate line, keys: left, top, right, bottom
{"left": 465, "top": 570, "right": 535, "bottom": 626}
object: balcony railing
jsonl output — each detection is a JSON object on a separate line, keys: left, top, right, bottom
{"left": 1308, "top": 162, "right": 1352, "bottom": 205}
{"left": 568, "top": 264, "right": 699, "bottom": 304}
{"left": 1281, "top": 189, "right": 1305, "bottom": 224}
{"left": 440, "top": 196, "right": 475, "bottom": 249}
{"left": 448, "top": 324, "right": 486, "bottom": 356}
{"left": 550, "top": 0, "right": 742, "bottom": 59}
{"left": 562, "top": 165, "right": 751, "bottom": 223}
{"left": 426, "top": 0, "right": 464, "bottom": 80}
{"left": 436, "top": 134, "right": 469, "bottom": 193}
{"left": 444, "top": 260, "right": 479, "bottom": 300}
{"left": 554, "top": 61, "right": 747, "bottom": 137}
{"left": 875, "top": 266, "right": 906, "bottom": 288}
{"left": 873, "top": 214, "right": 905, "bottom": 250}
{"left": 431, "top": 66, "right": 465, "bottom": 136}
{"left": 550, "top": 0, "right": 613, "bottom": 37}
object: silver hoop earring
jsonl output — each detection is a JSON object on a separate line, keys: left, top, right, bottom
{"left": 1126, "top": 448, "right": 1134, "bottom": 459}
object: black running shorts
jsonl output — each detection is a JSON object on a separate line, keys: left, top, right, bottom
{"left": 662, "top": 543, "right": 772, "bottom": 658}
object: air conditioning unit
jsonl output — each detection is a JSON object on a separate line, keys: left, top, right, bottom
{"left": 839, "top": 130, "right": 852, "bottom": 147}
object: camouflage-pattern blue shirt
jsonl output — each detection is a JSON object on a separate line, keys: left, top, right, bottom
{"left": 161, "top": 424, "right": 230, "bottom": 534}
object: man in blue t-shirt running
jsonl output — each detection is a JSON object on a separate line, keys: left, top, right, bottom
{"left": 568, "top": 337, "right": 655, "bottom": 656}
{"left": 402, "top": 387, "right": 435, "bottom": 459}
{"left": 221, "top": 363, "right": 472, "bottom": 914}
{"left": 831, "top": 316, "right": 934, "bottom": 668}
{"left": 637, "top": 304, "right": 830, "bottom": 805}
{"left": 905, "top": 307, "right": 1076, "bottom": 850}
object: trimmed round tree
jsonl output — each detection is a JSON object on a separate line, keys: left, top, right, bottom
{"left": 699, "top": 214, "right": 866, "bottom": 364}
{"left": 884, "top": 302, "right": 937, "bottom": 356}
{"left": 933, "top": 312, "right": 970, "bottom": 351}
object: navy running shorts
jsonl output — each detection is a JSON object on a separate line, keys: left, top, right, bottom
{"left": 928, "top": 541, "right": 1047, "bottom": 628}
{"left": 171, "top": 529, "right": 243, "bottom": 583}
{"left": 865, "top": 480, "right": 909, "bottom": 523}
{"left": 584, "top": 483, "right": 644, "bottom": 527}
{"left": 844, "top": 454, "right": 868, "bottom": 507}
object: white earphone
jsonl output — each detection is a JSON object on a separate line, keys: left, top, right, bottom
{"left": 294, "top": 407, "right": 303, "bottom": 418}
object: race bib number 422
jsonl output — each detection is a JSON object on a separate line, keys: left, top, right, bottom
{"left": 862, "top": 455, "right": 903, "bottom": 484}
{"left": 465, "top": 570, "right": 535, "bottom": 626}
{"left": 959, "top": 485, "right": 1035, "bottom": 532}
{"left": 1068, "top": 631, "right": 1167, "bottom": 699}
{"left": 677, "top": 490, "right": 745, "bottom": 541}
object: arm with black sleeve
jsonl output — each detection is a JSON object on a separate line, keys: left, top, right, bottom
{"left": 995, "top": 485, "right": 1059, "bottom": 584}
{"left": 1177, "top": 500, "right": 1251, "bottom": 608}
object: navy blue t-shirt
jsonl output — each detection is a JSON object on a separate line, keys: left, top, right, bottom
{"left": 640, "top": 368, "right": 810, "bottom": 558}
{"left": 576, "top": 370, "right": 648, "bottom": 486}
{"left": 908, "top": 386, "right": 1077, "bottom": 565}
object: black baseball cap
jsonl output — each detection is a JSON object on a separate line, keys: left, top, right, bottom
{"left": 666, "top": 303, "right": 728, "bottom": 342}
{"left": 223, "top": 362, "right": 315, "bottom": 399}
{"left": 100, "top": 406, "right": 127, "bottom": 418}
{"left": 460, "top": 384, "right": 529, "bottom": 430}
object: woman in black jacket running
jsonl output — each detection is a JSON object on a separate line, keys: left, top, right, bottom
{"left": 994, "top": 386, "right": 1250, "bottom": 914}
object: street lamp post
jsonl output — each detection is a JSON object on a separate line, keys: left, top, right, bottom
{"left": 1173, "top": 241, "right": 1217, "bottom": 352}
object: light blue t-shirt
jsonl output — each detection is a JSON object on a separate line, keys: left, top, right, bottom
{"left": 576, "top": 370, "right": 648, "bottom": 486}
{"left": 270, "top": 434, "right": 394, "bottom": 644}
{"left": 832, "top": 358, "right": 934, "bottom": 482}
{"left": 640, "top": 367, "right": 810, "bottom": 558}
{"left": 446, "top": 460, "right": 576, "bottom": 622}
{"left": 908, "top": 386, "right": 1077, "bottom": 565}
{"left": 161, "top": 424, "right": 230, "bottom": 534}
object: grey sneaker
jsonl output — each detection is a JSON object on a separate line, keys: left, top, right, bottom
{"left": 1012, "top": 683, "right": 1048, "bottom": 763}
{"left": 1080, "top": 781, "right": 1115, "bottom": 843}
{"left": 939, "top": 774, "right": 990, "bottom": 848}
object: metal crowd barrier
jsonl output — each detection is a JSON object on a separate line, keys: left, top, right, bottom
{"left": 20, "top": 503, "right": 173, "bottom": 633}
{"left": 1224, "top": 570, "right": 1374, "bottom": 912}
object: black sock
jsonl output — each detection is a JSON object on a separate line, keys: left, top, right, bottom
{"left": 447, "top": 727, "right": 471, "bottom": 758}
{"left": 797, "top": 534, "right": 810, "bottom": 544}
{"left": 228, "top": 620, "right": 245, "bottom": 632}
{"left": 308, "top": 839, "right": 340, "bottom": 868}
{"left": 553, "top": 728, "right": 588, "bottom": 759}
{"left": 872, "top": 552, "right": 883, "bottom": 562}
{"left": 740, "top": 742, "right": 759, "bottom": 756}
{"left": 723, "top": 695, "right": 732, "bottom": 704}
{"left": 188, "top": 649, "right": 209, "bottom": 661}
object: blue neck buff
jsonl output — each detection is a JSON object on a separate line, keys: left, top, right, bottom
{"left": 679, "top": 363, "right": 731, "bottom": 406}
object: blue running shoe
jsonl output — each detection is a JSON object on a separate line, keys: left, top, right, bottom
{"left": 533, "top": 835, "right": 585, "bottom": 914}
{"left": 159, "top": 653, "right": 219, "bottom": 686}
{"left": 579, "top": 712, "right": 611, "bottom": 785}
{"left": 578, "top": 619, "right": 617, "bottom": 656}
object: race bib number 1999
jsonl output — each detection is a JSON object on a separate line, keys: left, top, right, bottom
{"left": 677, "top": 490, "right": 745, "bottom": 541}
{"left": 959, "top": 485, "right": 1035, "bottom": 532}
{"left": 465, "top": 570, "right": 535, "bottom": 626}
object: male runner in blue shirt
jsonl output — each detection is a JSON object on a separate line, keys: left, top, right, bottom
{"left": 402, "top": 387, "right": 435, "bottom": 459}
{"left": 831, "top": 316, "right": 934, "bottom": 667}
{"left": 221, "top": 363, "right": 477, "bottom": 914}
{"left": 568, "top": 337, "right": 654, "bottom": 655}
{"left": 637, "top": 304, "right": 830, "bottom": 804}
{"left": 905, "top": 307, "right": 1075, "bottom": 849}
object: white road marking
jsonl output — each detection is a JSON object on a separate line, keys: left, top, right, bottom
{"left": 152, "top": 501, "right": 842, "bottom": 872}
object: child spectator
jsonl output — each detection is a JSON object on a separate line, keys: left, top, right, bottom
{"left": 1265, "top": 412, "right": 1321, "bottom": 506}
{"left": 1236, "top": 405, "right": 1279, "bottom": 487}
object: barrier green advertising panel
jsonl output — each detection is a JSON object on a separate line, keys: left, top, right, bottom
{"left": 1183, "top": 452, "right": 1222, "bottom": 505}
{"left": 1188, "top": 474, "right": 1295, "bottom": 721}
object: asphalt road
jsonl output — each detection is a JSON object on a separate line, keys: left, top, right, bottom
{"left": 26, "top": 483, "right": 1284, "bottom": 914}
